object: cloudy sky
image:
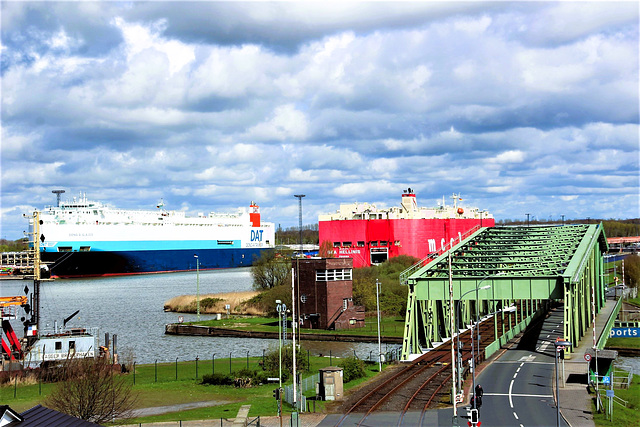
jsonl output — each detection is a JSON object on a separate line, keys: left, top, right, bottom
{"left": 1, "top": 1, "right": 638, "bottom": 240}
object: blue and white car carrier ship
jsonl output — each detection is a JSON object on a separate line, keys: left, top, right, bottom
{"left": 33, "top": 192, "right": 275, "bottom": 278}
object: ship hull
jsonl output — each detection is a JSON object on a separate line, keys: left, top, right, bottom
{"left": 319, "top": 218, "right": 495, "bottom": 268}
{"left": 42, "top": 247, "right": 267, "bottom": 278}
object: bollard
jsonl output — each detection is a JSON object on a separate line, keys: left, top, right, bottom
{"left": 229, "top": 352, "right": 232, "bottom": 374}
{"left": 133, "top": 362, "right": 136, "bottom": 385}
{"left": 196, "top": 356, "right": 199, "bottom": 379}
{"left": 175, "top": 357, "right": 178, "bottom": 380}
{"left": 246, "top": 351, "right": 249, "bottom": 370}
{"left": 155, "top": 359, "right": 157, "bottom": 382}
{"left": 212, "top": 353, "right": 216, "bottom": 375}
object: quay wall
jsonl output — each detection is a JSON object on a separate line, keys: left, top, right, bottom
{"left": 165, "top": 323, "right": 402, "bottom": 344}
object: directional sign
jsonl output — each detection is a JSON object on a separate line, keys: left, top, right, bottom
{"left": 610, "top": 327, "right": 640, "bottom": 338}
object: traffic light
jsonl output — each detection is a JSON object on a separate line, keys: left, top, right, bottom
{"left": 467, "top": 408, "right": 480, "bottom": 426}
{"left": 273, "top": 388, "right": 280, "bottom": 399}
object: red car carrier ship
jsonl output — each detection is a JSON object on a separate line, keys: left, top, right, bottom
{"left": 318, "top": 189, "right": 494, "bottom": 268}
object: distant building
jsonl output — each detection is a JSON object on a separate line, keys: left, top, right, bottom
{"left": 292, "top": 258, "right": 364, "bottom": 330}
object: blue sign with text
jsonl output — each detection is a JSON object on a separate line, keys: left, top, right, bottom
{"left": 609, "top": 327, "right": 640, "bottom": 338}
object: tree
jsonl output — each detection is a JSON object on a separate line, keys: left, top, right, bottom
{"left": 318, "top": 240, "right": 336, "bottom": 258}
{"left": 624, "top": 254, "right": 640, "bottom": 288}
{"left": 44, "top": 357, "right": 138, "bottom": 424}
{"left": 251, "top": 250, "right": 292, "bottom": 290}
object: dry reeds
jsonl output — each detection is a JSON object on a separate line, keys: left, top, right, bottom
{"left": 164, "top": 291, "right": 264, "bottom": 315}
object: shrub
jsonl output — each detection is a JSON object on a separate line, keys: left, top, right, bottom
{"left": 201, "top": 373, "right": 234, "bottom": 386}
{"left": 339, "top": 356, "right": 366, "bottom": 383}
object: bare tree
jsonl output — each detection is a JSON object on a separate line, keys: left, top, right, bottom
{"left": 251, "top": 249, "right": 291, "bottom": 290}
{"left": 44, "top": 357, "right": 138, "bottom": 424}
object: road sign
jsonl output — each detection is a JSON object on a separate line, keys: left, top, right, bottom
{"left": 584, "top": 353, "right": 591, "bottom": 362}
{"left": 606, "top": 390, "right": 615, "bottom": 397}
{"left": 602, "top": 376, "right": 610, "bottom": 385}
{"left": 455, "top": 393, "right": 464, "bottom": 403}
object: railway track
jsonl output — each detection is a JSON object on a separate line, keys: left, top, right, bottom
{"left": 334, "top": 310, "right": 516, "bottom": 426}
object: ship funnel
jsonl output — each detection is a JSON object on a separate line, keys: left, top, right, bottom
{"left": 249, "top": 202, "right": 261, "bottom": 227}
{"left": 401, "top": 189, "right": 418, "bottom": 215}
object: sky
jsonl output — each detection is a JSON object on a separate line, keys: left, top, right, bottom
{"left": 1, "top": 1, "right": 638, "bottom": 240}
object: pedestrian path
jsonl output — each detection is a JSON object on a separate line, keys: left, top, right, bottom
{"left": 558, "top": 297, "right": 619, "bottom": 427}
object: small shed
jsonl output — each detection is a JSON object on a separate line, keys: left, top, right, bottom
{"left": 317, "top": 366, "right": 344, "bottom": 401}
{"left": 585, "top": 349, "right": 618, "bottom": 385}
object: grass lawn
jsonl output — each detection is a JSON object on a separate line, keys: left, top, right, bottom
{"left": 187, "top": 315, "right": 406, "bottom": 337}
{"left": 592, "top": 373, "right": 640, "bottom": 426}
{"left": 2, "top": 353, "right": 391, "bottom": 425}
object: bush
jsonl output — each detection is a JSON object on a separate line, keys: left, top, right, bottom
{"left": 201, "top": 373, "right": 235, "bottom": 386}
{"left": 262, "top": 344, "right": 310, "bottom": 380}
{"left": 339, "top": 356, "right": 366, "bottom": 383}
{"left": 200, "top": 297, "right": 222, "bottom": 309}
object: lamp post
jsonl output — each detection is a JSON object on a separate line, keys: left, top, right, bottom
{"left": 376, "top": 279, "right": 382, "bottom": 372}
{"left": 470, "top": 284, "right": 491, "bottom": 409}
{"left": 276, "top": 299, "right": 283, "bottom": 389}
{"left": 454, "top": 286, "right": 490, "bottom": 394}
{"left": 554, "top": 340, "right": 572, "bottom": 427}
{"left": 194, "top": 254, "right": 200, "bottom": 321}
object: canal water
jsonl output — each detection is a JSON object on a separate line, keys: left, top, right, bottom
{"left": 2, "top": 269, "right": 393, "bottom": 364}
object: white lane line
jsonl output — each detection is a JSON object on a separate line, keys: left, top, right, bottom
{"left": 484, "top": 393, "right": 553, "bottom": 397}
{"left": 513, "top": 371, "right": 518, "bottom": 379}
{"left": 513, "top": 412, "right": 519, "bottom": 420}
{"left": 509, "top": 379, "right": 514, "bottom": 408}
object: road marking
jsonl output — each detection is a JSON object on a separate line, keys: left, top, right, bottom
{"left": 513, "top": 412, "right": 519, "bottom": 420}
{"left": 513, "top": 371, "right": 518, "bottom": 379}
{"left": 484, "top": 393, "right": 553, "bottom": 397}
{"left": 509, "top": 379, "right": 514, "bottom": 408}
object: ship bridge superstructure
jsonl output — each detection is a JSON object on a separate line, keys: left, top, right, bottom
{"left": 401, "top": 224, "right": 609, "bottom": 360}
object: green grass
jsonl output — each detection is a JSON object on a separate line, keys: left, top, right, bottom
{"left": 2, "top": 353, "right": 391, "bottom": 425}
{"left": 188, "top": 315, "right": 406, "bottom": 337}
{"left": 606, "top": 337, "right": 640, "bottom": 349}
{"left": 593, "top": 373, "right": 640, "bottom": 426}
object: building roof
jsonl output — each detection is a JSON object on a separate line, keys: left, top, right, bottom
{"left": 6, "top": 405, "right": 102, "bottom": 427}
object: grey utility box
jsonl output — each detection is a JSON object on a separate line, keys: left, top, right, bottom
{"left": 317, "top": 366, "right": 344, "bottom": 401}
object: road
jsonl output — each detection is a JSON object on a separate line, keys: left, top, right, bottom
{"left": 474, "top": 308, "right": 569, "bottom": 427}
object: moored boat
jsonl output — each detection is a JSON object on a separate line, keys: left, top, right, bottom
{"left": 33, "top": 192, "right": 275, "bottom": 278}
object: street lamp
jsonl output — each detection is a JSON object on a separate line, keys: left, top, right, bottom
{"left": 455, "top": 286, "right": 490, "bottom": 393}
{"left": 276, "top": 299, "right": 283, "bottom": 390}
{"left": 194, "top": 254, "right": 200, "bottom": 320}
{"left": 376, "top": 279, "right": 382, "bottom": 372}
{"left": 554, "top": 340, "right": 572, "bottom": 427}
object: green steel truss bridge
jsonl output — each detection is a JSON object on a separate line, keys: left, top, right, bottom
{"left": 401, "top": 224, "right": 609, "bottom": 361}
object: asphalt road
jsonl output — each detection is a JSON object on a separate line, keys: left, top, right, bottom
{"left": 474, "top": 308, "right": 569, "bottom": 427}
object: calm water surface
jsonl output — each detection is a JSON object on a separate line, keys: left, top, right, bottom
{"left": 3, "top": 269, "right": 391, "bottom": 364}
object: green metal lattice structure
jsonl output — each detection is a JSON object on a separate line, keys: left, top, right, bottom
{"left": 401, "top": 224, "right": 609, "bottom": 361}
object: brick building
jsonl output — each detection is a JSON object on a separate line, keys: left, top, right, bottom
{"left": 292, "top": 257, "right": 365, "bottom": 330}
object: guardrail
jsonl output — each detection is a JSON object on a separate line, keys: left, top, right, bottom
{"left": 596, "top": 297, "right": 623, "bottom": 350}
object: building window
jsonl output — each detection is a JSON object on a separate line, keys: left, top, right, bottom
{"left": 69, "top": 341, "right": 75, "bottom": 350}
{"left": 55, "top": 341, "right": 62, "bottom": 350}
{"left": 316, "top": 268, "right": 353, "bottom": 281}
{"left": 357, "top": 241, "right": 365, "bottom": 247}
{"left": 342, "top": 242, "right": 352, "bottom": 247}
{"left": 380, "top": 241, "right": 388, "bottom": 246}
{"left": 333, "top": 242, "right": 341, "bottom": 248}
{"left": 343, "top": 299, "right": 348, "bottom": 310}
{"left": 370, "top": 241, "right": 378, "bottom": 247}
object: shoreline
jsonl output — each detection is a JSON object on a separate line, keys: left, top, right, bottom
{"left": 165, "top": 323, "right": 403, "bottom": 344}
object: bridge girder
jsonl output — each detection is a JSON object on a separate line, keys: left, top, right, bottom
{"left": 401, "top": 224, "right": 608, "bottom": 360}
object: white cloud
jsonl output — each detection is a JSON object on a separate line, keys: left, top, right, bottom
{"left": 245, "top": 104, "right": 309, "bottom": 141}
